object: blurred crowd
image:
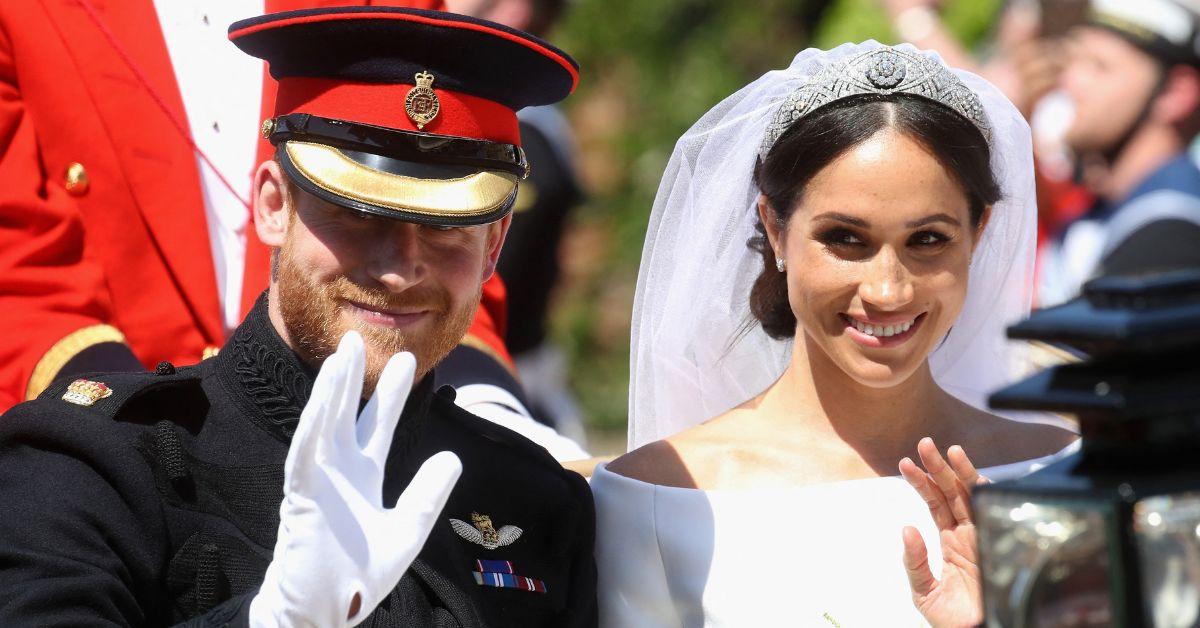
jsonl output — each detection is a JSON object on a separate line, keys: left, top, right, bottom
{"left": 878, "top": 0, "right": 1200, "bottom": 306}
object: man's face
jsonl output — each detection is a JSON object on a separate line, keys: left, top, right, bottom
{"left": 1061, "top": 26, "right": 1163, "bottom": 153}
{"left": 273, "top": 186, "right": 506, "bottom": 393}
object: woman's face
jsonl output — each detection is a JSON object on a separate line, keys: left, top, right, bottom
{"left": 766, "top": 128, "right": 985, "bottom": 388}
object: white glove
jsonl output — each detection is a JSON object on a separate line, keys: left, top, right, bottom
{"left": 249, "top": 331, "right": 462, "bottom": 627}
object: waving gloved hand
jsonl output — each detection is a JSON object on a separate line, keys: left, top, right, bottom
{"left": 249, "top": 331, "right": 462, "bottom": 627}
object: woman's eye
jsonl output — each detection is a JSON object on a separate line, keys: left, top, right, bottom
{"left": 818, "top": 228, "right": 865, "bottom": 247}
{"left": 909, "top": 231, "right": 950, "bottom": 247}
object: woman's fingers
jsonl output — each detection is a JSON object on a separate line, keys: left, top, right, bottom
{"left": 901, "top": 525, "right": 938, "bottom": 600}
{"left": 900, "top": 456, "right": 955, "bottom": 530}
{"left": 918, "top": 438, "right": 972, "bottom": 524}
{"left": 947, "top": 445, "right": 982, "bottom": 490}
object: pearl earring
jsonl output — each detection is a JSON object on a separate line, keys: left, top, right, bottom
{"left": 775, "top": 257, "right": 786, "bottom": 272}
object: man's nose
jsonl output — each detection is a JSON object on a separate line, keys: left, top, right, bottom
{"left": 365, "top": 222, "right": 426, "bottom": 292}
{"left": 857, "top": 246, "right": 914, "bottom": 310}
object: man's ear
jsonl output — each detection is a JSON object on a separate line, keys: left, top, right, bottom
{"left": 971, "top": 205, "right": 993, "bottom": 255}
{"left": 757, "top": 195, "right": 784, "bottom": 258}
{"left": 481, "top": 213, "right": 512, "bottom": 282}
{"left": 254, "top": 160, "right": 291, "bottom": 247}
{"left": 1153, "top": 65, "right": 1200, "bottom": 126}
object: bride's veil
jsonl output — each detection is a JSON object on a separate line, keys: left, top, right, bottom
{"left": 628, "top": 40, "right": 1053, "bottom": 451}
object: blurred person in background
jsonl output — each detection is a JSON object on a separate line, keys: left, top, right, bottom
{"left": 0, "top": 0, "right": 587, "bottom": 462}
{"left": 447, "top": 0, "right": 591, "bottom": 451}
{"left": 878, "top": 0, "right": 1102, "bottom": 291}
{"left": 879, "top": 0, "right": 1045, "bottom": 108}
{"left": 1038, "top": 0, "right": 1200, "bottom": 304}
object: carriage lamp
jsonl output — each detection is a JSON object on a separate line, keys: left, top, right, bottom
{"left": 974, "top": 269, "right": 1200, "bottom": 627}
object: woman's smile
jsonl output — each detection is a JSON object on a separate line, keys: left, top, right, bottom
{"left": 840, "top": 312, "right": 927, "bottom": 348}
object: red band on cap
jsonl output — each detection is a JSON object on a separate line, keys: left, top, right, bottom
{"left": 275, "top": 77, "right": 521, "bottom": 145}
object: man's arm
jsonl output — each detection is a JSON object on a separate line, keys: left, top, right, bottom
{"left": 559, "top": 469, "right": 598, "bottom": 628}
{"left": 0, "top": 406, "right": 167, "bottom": 625}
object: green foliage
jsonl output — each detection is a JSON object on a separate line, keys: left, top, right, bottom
{"left": 548, "top": 0, "right": 1003, "bottom": 441}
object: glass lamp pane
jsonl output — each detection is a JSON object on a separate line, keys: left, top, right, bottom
{"left": 1134, "top": 493, "right": 1200, "bottom": 627}
{"left": 976, "top": 493, "right": 1114, "bottom": 627}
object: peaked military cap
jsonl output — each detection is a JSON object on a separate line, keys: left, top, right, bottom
{"left": 229, "top": 7, "right": 579, "bottom": 226}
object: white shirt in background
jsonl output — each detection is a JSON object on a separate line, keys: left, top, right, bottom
{"left": 154, "top": 0, "right": 265, "bottom": 332}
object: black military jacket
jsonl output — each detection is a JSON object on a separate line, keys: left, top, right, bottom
{"left": 0, "top": 300, "right": 596, "bottom": 627}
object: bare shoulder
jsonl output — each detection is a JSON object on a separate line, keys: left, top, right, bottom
{"left": 955, "top": 404, "right": 1078, "bottom": 466}
{"left": 992, "top": 418, "right": 1078, "bottom": 458}
{"left": 605, "top": 418, "right": 732, "bottom": 488}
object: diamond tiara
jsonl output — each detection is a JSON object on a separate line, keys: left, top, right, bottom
{"left": 759, "top": 47, "right": 992, "bottom": 160}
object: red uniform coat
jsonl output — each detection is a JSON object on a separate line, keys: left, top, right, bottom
{"left": 0, "top": 0, "right": 512, "bottom": 410}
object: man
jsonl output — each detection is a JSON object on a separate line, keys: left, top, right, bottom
{"left": 0, "top": 0, "right": 519, "bottom": 421}
{"left": 1039, "top": 0, "right": 1200, "bottom": 305}
{"left": 0, "top": 7, "right": 596, "bottom": 626}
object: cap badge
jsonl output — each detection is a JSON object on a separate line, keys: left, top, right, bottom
{"left": 405, "top": 71, "right": 441, "bottom": 130}
{"left": 62, "top": 379, "right": 113, "bottom": 406}
{"left": 450, "top": 512, "right": 523, "bottom": 550}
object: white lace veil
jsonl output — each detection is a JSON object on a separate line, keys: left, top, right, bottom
{"left": 628, "top": 41, "right": 1051, "bottom": 451}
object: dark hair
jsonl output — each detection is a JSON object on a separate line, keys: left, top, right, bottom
{"left": 748, "top": 94, "right": 1001, "bottom": 339}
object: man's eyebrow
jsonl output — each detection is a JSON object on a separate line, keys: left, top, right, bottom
{"left": 906, "top": 213, "right": 962, "bottom": 228}
{"left": 811, "top": 212, "right": 869, "bottom": 227}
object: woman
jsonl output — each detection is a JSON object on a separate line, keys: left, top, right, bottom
{"left": 593, "top": 42, "right": 1078, "bottom": 627}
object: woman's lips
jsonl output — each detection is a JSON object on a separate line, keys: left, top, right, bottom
{"left": 344, "top": 300, "right": 430, "bottom": 329}
{"left": 841, "top": 312, "right": 927, "bottom": 348}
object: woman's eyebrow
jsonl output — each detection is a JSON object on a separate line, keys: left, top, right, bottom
{"left": 812, "top": 212, "right": 869, "bottom": 227}
{"left": 906, "top": 213, "right": 962, "bottom": 228}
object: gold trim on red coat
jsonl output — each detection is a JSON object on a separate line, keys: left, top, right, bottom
{"left": 26, "top": 324, "right": 127, "bottom": 401}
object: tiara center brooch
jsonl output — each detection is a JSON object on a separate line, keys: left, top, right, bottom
{"left": 866, "top": 53, "right": 906, "bottom": 89}
{"left": 405, "top": 71, "right": 441, "bottom": 130}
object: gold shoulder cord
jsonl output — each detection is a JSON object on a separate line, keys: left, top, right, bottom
{"left": 25, "top": 324, "right": 127, "bottom": 401}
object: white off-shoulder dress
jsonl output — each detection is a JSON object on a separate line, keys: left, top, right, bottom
{"left": 592, "top": 443, "right": 1077, "bottom": 628}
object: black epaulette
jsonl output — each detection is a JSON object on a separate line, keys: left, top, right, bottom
{"left": 430, "top": 385, "right": 568, "bottom": 474}
{"left": 34, "top": 363, "right": 206, "bottom": 426}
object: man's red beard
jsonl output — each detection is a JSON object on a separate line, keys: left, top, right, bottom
{"left": 276, "top": 243, "right": 478, "bottom": 394}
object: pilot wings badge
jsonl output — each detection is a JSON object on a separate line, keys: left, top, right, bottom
{"left": 450, "top": 512, "right": 523, "bottom": 550}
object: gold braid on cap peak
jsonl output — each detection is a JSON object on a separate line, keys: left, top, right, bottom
{"left": 760, "top": 47, "right": 991, "bottom": 159}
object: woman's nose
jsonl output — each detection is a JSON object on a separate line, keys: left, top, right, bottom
{"left": 857, "top": 247, "right": 914, "bottom": 310}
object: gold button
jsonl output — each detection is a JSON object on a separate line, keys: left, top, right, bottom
{"left": 201, "top": 346, "right": 220, "bottom": 360}
{"left": 65, "top": 162, "right": 90, "bottom": 196}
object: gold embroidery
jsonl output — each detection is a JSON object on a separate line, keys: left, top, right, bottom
{"left": 62, "top": 379, "right": 114, "bottom": 406}
{"left": 26, "top": 324, "right": 126, "bottom": 401}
